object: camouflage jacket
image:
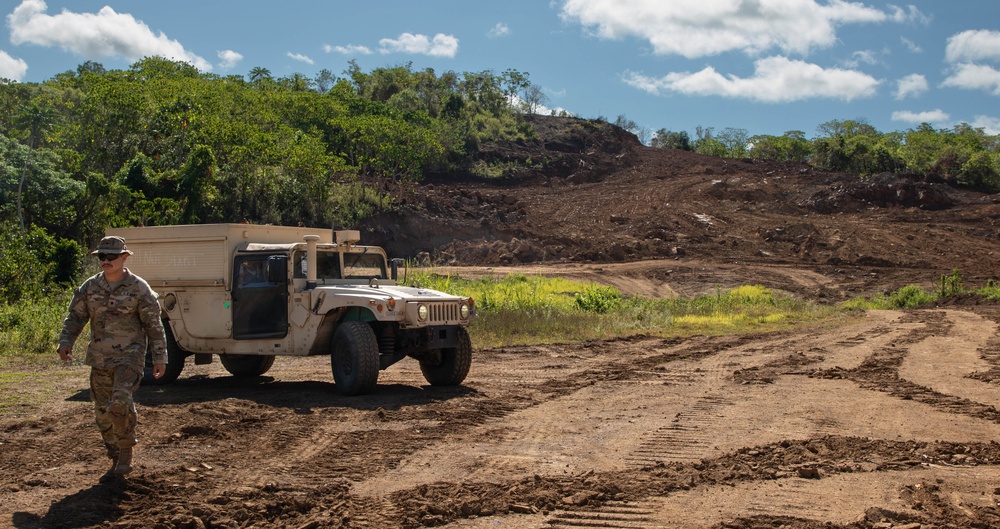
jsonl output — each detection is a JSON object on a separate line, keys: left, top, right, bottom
{"left": 59, "top": 269, "right": 168, "bottom": 369}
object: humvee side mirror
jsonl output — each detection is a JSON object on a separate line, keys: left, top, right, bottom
{"left": 390, "top": 258, "right": 404, "bottom": 282}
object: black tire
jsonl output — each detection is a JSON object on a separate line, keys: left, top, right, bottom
{"left": 420, "top": 327, "right": 472, "bottom": 386}
{"left": 220, "top": 354, "right": 276, "bottom": 377}
{"left": 142, "top": 322, "right": 186, "bottom": 386}
{"left": 331, "top": 321, "right": 380, "bottom": 396}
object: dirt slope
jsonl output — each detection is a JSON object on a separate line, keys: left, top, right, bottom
{"left": 363, "top": 115, "right": 1000, "bottom": 300}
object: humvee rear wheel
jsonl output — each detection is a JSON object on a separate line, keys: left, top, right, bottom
{"left": 220, "top": 354, "right": 276, "bottom": 377}
{"left": 420, "top": 327, "right": 472, "bottom": 386}
{"left": 331, "top": 321, "right": 380, "bottom": 396}
{"left": 142, "top": 323, "right": 186, "bottom": 386}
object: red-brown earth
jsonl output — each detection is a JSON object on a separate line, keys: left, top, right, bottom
{"left": 4, "top": 115, "right": 1000, "bottom": 528}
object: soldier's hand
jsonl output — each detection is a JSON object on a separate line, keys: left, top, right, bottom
{"left": 153, "top": 363, "right": 166, "bottom": 379}
{"left": 57, "top": 346, "right": 73, "bottom": 364}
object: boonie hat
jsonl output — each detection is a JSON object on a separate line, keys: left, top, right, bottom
{"left": 91, "top": 236, "right": 133, "bottom": 255}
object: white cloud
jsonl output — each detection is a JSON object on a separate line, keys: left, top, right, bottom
{"left": 942, "top": 63, "right": 1000, "bottom": 96}
{"left": 887, "top": 4, "right": 930, "bottom": 25}
{"left": 324, "top": 44, "right": 372, "bottom": 55}
{"left": 286, "top": 52, "right": 314, "bottom": 65}
{"left": 7, "top": 0, "right": 211, "bottom": 70}
{"left": 0, "top": 49, "right": 28, "bottom": 81}
{"left": 623, "top": 56, "right": 879, "bottom": 103}
{"left": 379, "top": 33, "right": 459, "bottom": 57}
{"left": 217, "top": 50, "right": 243, "bottom": 70}
{"left": 560, "top": 0, "right": 891, "bottom": 58}
{"left": 843, "top": 49, "right": 880, "bottom": 68}
{"left": 946, "top": 30, "right": 1000, "bottom": 64}
{"left": 488, "top": 22, "right": 510, "bottom": 38}
{"left": 900, "top": 37, "right": 922, "bottom": 53}
{"left": 971, "top": 115, "right": 1000, "bottom": 135}
{"left": 895, "top": 73, "right": 927, "bottom": 100}
{"left": 891, "top": 109, "right": 950, "bottom": 124}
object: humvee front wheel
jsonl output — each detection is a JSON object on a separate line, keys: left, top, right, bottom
{"left": 420, "top": 327, "right": 472, "bottom": 386}
{"left": 331, "top": 321, "right": 380, "bottom": 396}
{"left": 220, "top": 354, "right": 276, "bottom": 377}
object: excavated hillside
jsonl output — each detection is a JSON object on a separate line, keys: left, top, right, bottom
{"left": 361, "top": 114, "right": 1000, "bottom": 301}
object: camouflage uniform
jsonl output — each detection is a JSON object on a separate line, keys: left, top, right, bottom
{"left": 59, "top": 267, "right": 167, "bottom": 455}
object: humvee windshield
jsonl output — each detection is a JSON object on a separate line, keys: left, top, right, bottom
{"left": 292, "top": 250, "right": 387, "bottom": 281}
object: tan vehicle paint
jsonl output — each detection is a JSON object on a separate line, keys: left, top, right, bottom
{"left": 107, "top": 224, "right": 475, "bottom": 395}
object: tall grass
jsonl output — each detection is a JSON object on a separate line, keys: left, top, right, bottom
{"left": 0, "top": 292, "right": 70, "bottom": 362}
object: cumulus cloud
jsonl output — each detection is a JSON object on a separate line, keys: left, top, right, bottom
{"left": 7, "top": 0, "right": 211, "bottom": 70}
{"left": 488, "top": 23, "right": 510, "bottom": 38}
{"left": 971, "top": 115, "right": 1000, "bottom": 135}
{"left": 286, "top": 52, "right": 314, "bottom": 65}
{"left": 895, "top": 73, "right": 927, "bottom": 100}
{"left": 945, "top": 30, "right": 1000, "bottom": 64}
{"left": 942, "top": 63, "right": 1000, "bottom": 96}
{"left": 0, "top": 49, "right": 28, "bottom": 81}
{"left": 560, "top": 0, "right": 893, "bottom": 58}
{"left": 623, "top": 56, "right": 879, "bottom": 102}
{"left": 891, "top": 109, "right": 950, "bottom": 124}
{"left": 323, "top": 44, "right": 372, "bottom": 55}
{"left": 217, "top": 50, "right": 243, "bottom": 70}
{"left": 379, "top": 33, "right": 459, "bottom": 57}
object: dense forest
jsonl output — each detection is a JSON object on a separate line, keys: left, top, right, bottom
{"left": 1, "top": 57, "right": 999, "bottom": 304}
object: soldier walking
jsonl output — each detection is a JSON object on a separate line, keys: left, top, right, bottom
{"left": 57, "top": 236, "right": 167, "bottom": 482}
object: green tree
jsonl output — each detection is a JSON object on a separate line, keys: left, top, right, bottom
{"left": 650, "top": 129, "right": 691, "bottom": 150}
{"left": 716, "top": 127, "right": 750, "bottom": 157}
{"left": 14, "top": 99, "right": 57, "bottom": 235}
{"left": 178, "top": 144, "right": 217, "bottom": 223}
{"left": 749, "top": 130, "right": 811, "bottom": 162}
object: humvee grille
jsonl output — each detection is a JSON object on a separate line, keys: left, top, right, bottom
{"left": 427, "top": 302, "right": 459, "bottom": 323}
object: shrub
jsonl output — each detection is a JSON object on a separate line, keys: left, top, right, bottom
{"left": 574, "top": 285, "right": 621, "bottom": 313}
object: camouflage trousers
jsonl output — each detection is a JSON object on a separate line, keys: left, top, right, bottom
{"left": 89, "top": 364, "right": 142, "bottom": 452}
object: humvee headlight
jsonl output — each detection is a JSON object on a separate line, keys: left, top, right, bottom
{"left": 460, "top": 303, "right": 470, "bottom": 319}
{"left": 417, "top": 304, "right": 428, "bottom": 321}
{"left": 163, "top": 293, "right": 177, "bottom": 312}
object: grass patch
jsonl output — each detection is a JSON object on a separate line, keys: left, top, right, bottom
{"left": 841, "top": 286, "right": 934, "bottom": 310}
{"left": 0, "top": 361, "right": 80, "bottom": 416}
{"left": 0, "top": 293, "right": 71, "bottom": 358}
{"left": 0, "top": 291, "right": 86, "bottom": 416}
{"left": 406, "top": 271, "right": 839, "bottom": 347}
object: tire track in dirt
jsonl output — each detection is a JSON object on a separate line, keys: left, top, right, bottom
{"left": 415, "top": 308, "right": 1000, "bottom": 529}
{"left": 815, "top": 309, "right": 1000, "bottom": 425}
{"left": 352, "top": 316, "right": 903, "bottom": 495}
{"left": 899, "top": 309, "right": 1000, "bottom": 407}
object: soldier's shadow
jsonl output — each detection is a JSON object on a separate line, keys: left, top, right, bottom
{"left": 11, "top": 481, "right": 125, "bottom": 528}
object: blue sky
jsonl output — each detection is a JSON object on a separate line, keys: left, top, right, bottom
{"left": 3, "top": 0, "right": 1000, "bottom": 139}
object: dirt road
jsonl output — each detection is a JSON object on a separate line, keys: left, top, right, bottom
{"left": 5, "top": 303, "right": 1000, "bottom": 528}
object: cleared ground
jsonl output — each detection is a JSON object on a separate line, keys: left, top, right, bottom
{"left": 5, "top": 302, "right": 1000, "bottom": 528}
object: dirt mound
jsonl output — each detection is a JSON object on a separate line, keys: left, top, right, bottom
{"left": 360, "top": 115, "right": 1000, "bottom": 300}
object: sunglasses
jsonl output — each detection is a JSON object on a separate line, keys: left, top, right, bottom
{"left": 97, "top": 253, "right": 123, "bottom": 262}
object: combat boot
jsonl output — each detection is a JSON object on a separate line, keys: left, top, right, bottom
{"left": 99, "top": 451, "right": 120, "bottom": 483}
{"left": 113, "top": 446, "right": 133, "bottom": 476}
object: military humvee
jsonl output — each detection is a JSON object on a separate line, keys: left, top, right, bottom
{"left": 107, "top": 224, "right": 475, "bottom": 395}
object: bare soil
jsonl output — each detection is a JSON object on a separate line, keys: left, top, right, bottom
{"left": 5, "top": 116, "right": 1000, "bottom": 528}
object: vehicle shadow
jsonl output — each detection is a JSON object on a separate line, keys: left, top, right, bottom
{"left": 11, "top": 480, "right": 126, "bottom": 528}
{"left": 131, "top": 375, "right": 478, "bottom": 413}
